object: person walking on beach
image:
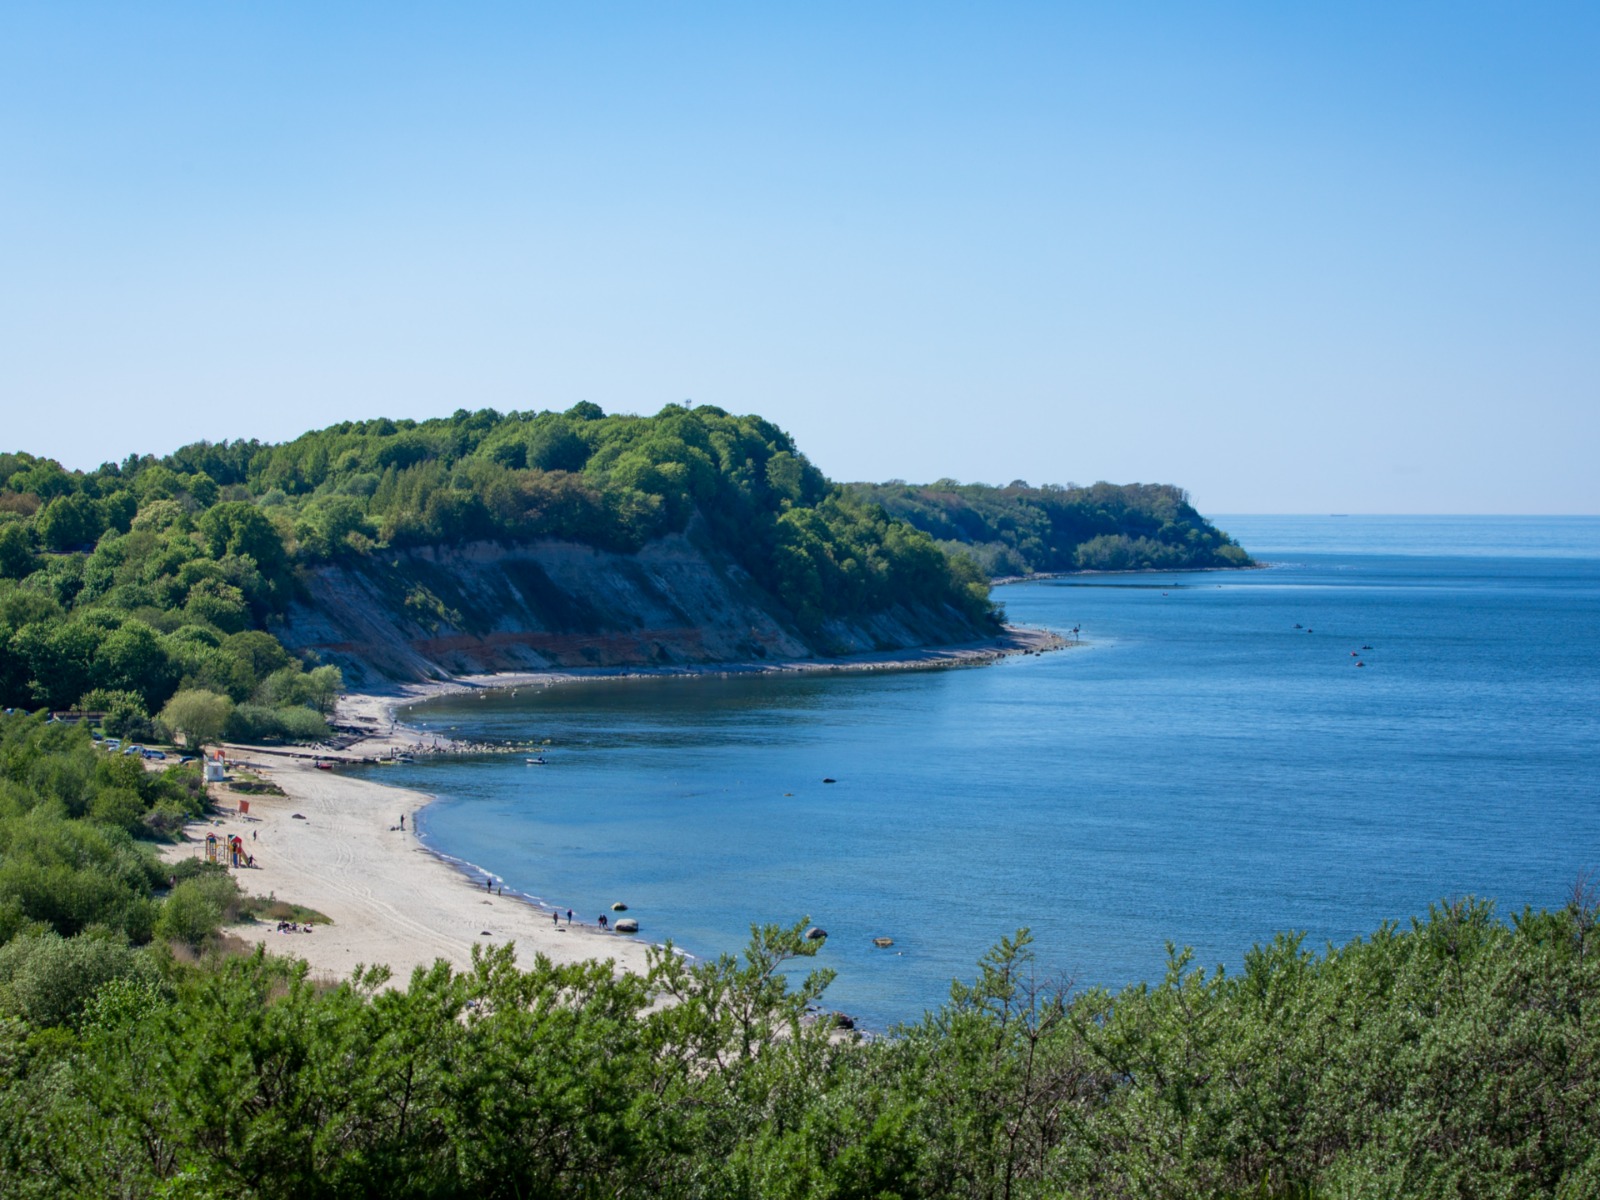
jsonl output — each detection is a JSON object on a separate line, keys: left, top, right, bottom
{"left": 566, "top": 908, "right": 573, "bottom": 925}
{"left": 598, "top": 914, "right": 607, "bottom": 929}
{"left": 399, "top": 813, "right": 405, "bottom": 830}
{"left": 552, "top": 910, "right": 559, "bottom": 927}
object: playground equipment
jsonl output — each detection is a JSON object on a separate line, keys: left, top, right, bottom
{"left": 202, "top": 832, "right": 247, "bottom": 868}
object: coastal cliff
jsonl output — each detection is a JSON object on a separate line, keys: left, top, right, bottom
{"left": 0, "top": 406, "right": 1247, "bottom": 716}
{"left": 278, "top": 532, "right": 995, "bottom": 686}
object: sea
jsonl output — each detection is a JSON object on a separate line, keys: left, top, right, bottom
{"left": 364, "top": 515, "right": 1600, "bottom": 1030}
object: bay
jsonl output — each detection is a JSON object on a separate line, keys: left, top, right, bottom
{"left": 368, "top": 516, "right": 1600, "bottom": 1029}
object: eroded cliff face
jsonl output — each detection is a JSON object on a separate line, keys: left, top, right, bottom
{"left": 278, "top": 534, "right": 990, "bottom": 685}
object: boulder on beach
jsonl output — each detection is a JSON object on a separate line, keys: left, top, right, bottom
{"left": 805, "top": 926, "right": 827, "bottom": 941}
{"left": 614, "top": 918, "right": 639, "bottom": 933}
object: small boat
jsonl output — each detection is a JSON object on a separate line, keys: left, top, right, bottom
{"left": 313, "top": 761, "right": 334, "bottom": 771}
{"left": 525, "top": 756, "right": 547, "bottom": 766}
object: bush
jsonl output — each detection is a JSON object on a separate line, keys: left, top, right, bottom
{"left": 75, "top": 688, "right": 153, "bottom": 741}
{"left": 155, "top": 877, "right": 233, "bottom": 949}
{"left": 0, "top": 815, "right": 164, "bottom": 941}
{"left": 226, "top": 703, "right": 328, "bottom": 744}
{"left": 87, "top": 787, "right": 144, "bottom": 833}
{"left": 168, "top": 858, "right": 228, "bottom": 886}
{"left": 159, "top": 688, "right": 233, "bottom": 750}
{"left": 0, "top": 930, "right": 158, "bottom": 1029}
{"left": 142, "top": 800, "right": 191, "bottom": 840}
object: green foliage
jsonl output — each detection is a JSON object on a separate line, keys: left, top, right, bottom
{"left": 0, "top": 885, "right": 1593, "bottom": 1196}
{"left": 0, "top": 930, "right": 159, "bottom": 1029}
{"left": 850, "top": 479, "right": 1253, "bottom": 576}
{"left": 35, "top": 494, "right": 103, "bottom": 552}
{"left": 154, "top": 874, "right": 238, "bottom": 949}
{"left": 0, "top": 522, "right": 37, "bottom": 580}
{"left": 159, "top": 688, "right": 233, "bottom": 750}
{"left": 225, "top": 702, "right": 328, "bottom": 744}
{"left": 0, "top": 864, "right": 1587, "bottom": 1200}
{"left": 0, "top": 713, "right": 206, "bottom": 944}
{"left": 0, "top": 451, "right": 339, "bottom": 720}
{"left": 1, "top": 407, "right": 1011, "bottom": 704}
{"left": 75, "top": 687, "right": 152, "bottom": 740}
{"left": 233, "top": 894, "right": 328, "bottom": 926}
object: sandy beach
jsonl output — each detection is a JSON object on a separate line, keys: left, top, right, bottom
{"left": 162, "top": 752, "right": 654, "bottom": 983}
{"left": 164, "top": 626, "right": 1064, "bottom": 983}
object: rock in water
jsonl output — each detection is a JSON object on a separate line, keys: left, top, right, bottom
{"left": 611, "top": 902, "right": 628, "bottom": 911}
{"left": 805, "top": 926, "right": 827, "bottom": 941}
{"left": 873, "top": 937, "right": 894, "bottom": 948}
{"left": 614, "top": 918, "right": 639, "bottom": 933}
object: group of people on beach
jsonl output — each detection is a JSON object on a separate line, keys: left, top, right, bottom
{"left": 275, "top": 921, "right": 313, "bottom": 933}
{"left": 546, "top": 907, "right": 617, "bottom": 931}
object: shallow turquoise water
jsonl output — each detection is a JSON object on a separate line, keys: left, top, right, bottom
{"left": 370, "top": 516, "right": 1600, "bottom": 1028}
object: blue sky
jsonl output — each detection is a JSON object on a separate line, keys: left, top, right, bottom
{"left": 2, "top": 2, "right": 1596, "bottom": 513}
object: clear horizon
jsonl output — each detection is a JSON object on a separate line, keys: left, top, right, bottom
{"left": 4, "top": 3, "right": 1596, "bottom": 514}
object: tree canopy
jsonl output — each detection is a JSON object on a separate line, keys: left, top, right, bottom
{"left": 1, "top": 407, "right": 1013, "bottom": 718}
{"left": 849, "top": 479, "right": 1253, "bottom": 576}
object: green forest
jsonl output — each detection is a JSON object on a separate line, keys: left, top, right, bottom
{"left": 0, "top": 405, "right": 997, "bottom": 731}
{"left": 0, "top": 707, "right": 1595, "bottom": 1197}
{"left": 848, "top": 480, "right": 1252, "bottom": 577}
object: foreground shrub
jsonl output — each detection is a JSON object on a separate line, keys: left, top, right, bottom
{"left": 0, "top": 930, "right": 157, "bottom": 1029}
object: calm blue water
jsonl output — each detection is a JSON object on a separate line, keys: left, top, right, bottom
{"left": 370, "top": 516, "right": 1600, "bottom": 1028}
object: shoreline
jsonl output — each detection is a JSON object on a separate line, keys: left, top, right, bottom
{"left": 174, "top": 625, "right": 1064, "bottom": 984}
{"left": 162, "top": 753, "right": 657, "bottom": 983}
{"left": 990, "top": 563, "right": 1267, "bottom": 586}
{"left": 328, "top": 622, "right": 1067, "bottom": 759}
